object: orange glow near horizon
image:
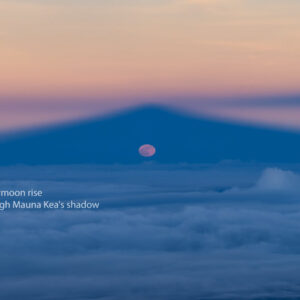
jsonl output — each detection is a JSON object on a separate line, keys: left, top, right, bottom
{"left": 1, "top": 0, "right": 300, "bottom": 130}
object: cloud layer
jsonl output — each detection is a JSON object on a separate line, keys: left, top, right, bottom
{"left": 1, "top": 163, "right": 300, "bottom": 299}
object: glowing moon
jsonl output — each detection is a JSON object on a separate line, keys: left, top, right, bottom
{"left": 138, "top": 144, "right": 156, "bottom": 157}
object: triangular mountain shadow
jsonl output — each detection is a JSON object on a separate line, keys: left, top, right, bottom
{"left": 0, "top": 105, "right": 299, "bottom": 165}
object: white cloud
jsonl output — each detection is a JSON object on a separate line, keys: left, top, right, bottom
{"left": 255, "top": 167, "right": 300, "bottom": 192}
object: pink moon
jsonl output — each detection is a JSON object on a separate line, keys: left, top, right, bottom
{"left": 138, "top": 144, "right": 156, "bottom": 157}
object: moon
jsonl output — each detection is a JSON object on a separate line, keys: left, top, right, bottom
{"left": 138, "top": 144, "right": 156, "bottom": 157}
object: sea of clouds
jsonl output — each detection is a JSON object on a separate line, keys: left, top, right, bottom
{"left": 1, "top": 162, "right": 300, "bottom": 299}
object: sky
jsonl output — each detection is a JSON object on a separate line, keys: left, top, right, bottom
{"left": 1, "top": 0, "right": 300, "bottom": 131}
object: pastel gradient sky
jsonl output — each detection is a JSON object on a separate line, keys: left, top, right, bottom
{"left": 1, "top": 0, "right": 300, "bottom": 131}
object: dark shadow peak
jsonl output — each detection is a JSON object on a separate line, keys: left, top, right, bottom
{"left": 0, "top": 104, "right": 300, "bottom": 165}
